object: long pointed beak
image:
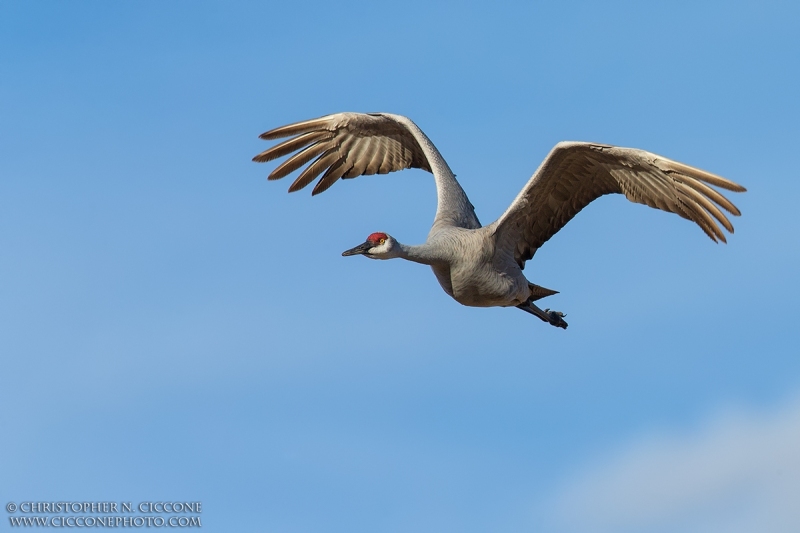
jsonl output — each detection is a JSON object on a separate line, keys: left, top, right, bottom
{"left": 342, "top": 241, "right": 373, "bottom": 257}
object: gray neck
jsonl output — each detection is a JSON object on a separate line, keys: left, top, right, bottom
{"left": 398, "top": 242, "right": 443, "bottom": 266}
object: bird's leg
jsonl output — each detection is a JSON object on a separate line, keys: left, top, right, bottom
{"left": 516, "top": 300, "right": 568, "bottom": 329}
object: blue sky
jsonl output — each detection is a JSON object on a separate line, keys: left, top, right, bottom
{"left": 1, "top": 1, "right": 798, "bottom": 531}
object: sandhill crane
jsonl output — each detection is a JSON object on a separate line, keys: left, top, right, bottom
{"left": 253, "top": 113, "right": 745, "bottom": 329}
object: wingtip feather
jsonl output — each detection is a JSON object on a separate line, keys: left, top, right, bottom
{"left": 659, "top": 158, "right": 747, "bottom": 193}
{"left": 258, "top": 116, "right": 333, "bottom": 140}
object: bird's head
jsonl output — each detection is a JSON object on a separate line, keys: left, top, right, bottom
{"left": 342, "top": 232, "right": 400, "bottom": 260}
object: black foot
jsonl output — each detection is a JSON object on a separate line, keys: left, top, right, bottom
{"left": 544, "top": 309, "right": 568, "bottom": 329}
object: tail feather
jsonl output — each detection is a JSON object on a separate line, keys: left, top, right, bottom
{"left": 528, "top": 283, "right": 558, "bottom": 302}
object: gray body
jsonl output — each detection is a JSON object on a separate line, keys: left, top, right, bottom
{"left": 254, "top": 112, "right": 746, "bottom": 327}
{"left": 401, "top": 227, "right": 529, "bottom": 308}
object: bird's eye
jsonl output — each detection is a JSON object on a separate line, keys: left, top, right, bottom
{"left": 379, "top": 238, "right": 386, "bottom": 244}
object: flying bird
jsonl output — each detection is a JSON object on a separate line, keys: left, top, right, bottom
{"left": 253, "top": 113, "right": 745, "bottom": 329}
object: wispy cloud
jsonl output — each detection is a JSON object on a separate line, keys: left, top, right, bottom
{"left": 544, "top": 396, "right": 800, "bottom": 533}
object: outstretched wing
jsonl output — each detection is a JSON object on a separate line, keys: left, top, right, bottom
{"left": 253, "top": 112, "right": 432, "bottom": 196}
{"left": 492, "top": 142, "right": 746, "bottom": 269}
